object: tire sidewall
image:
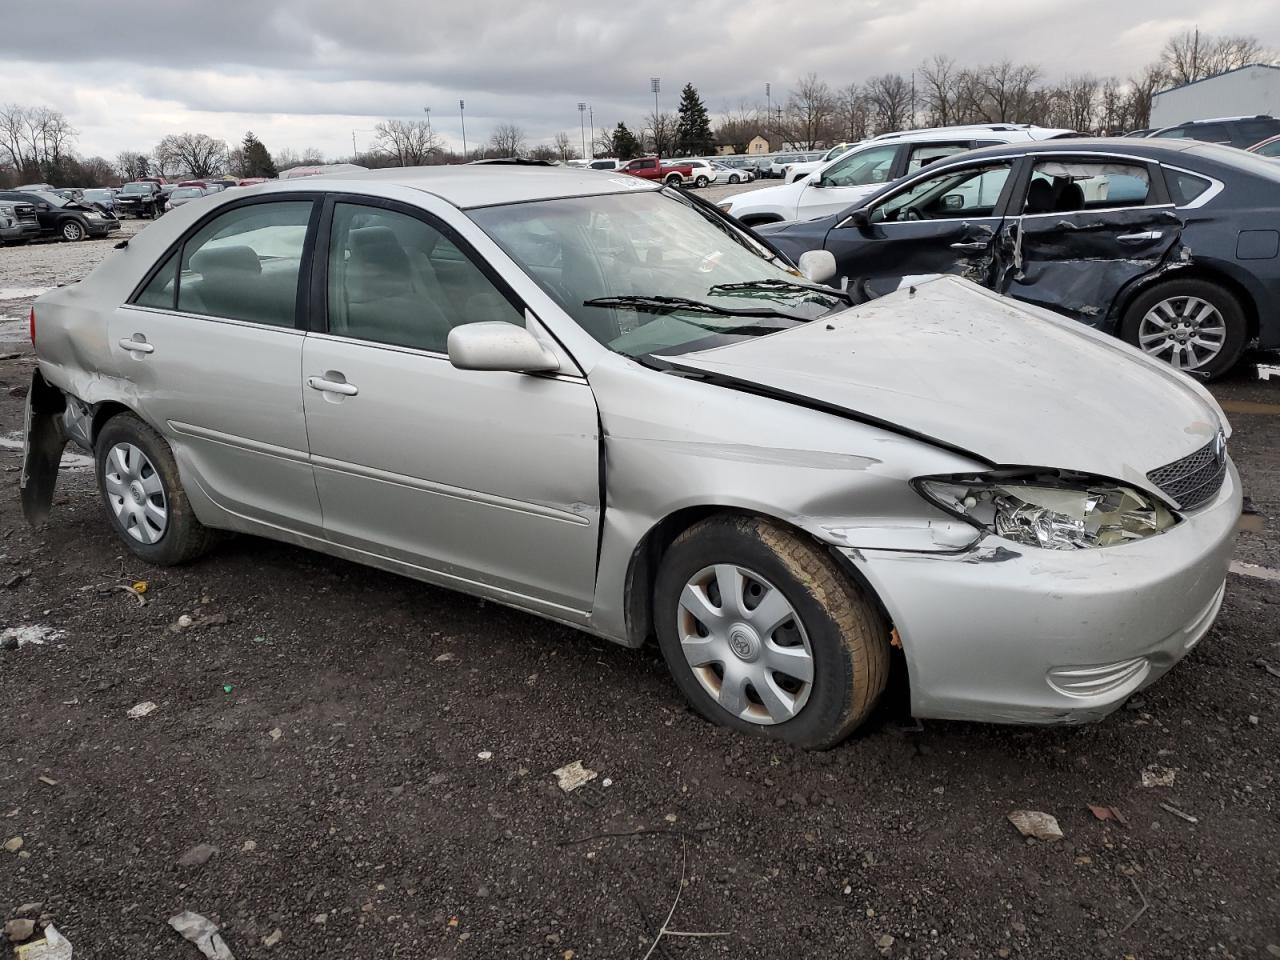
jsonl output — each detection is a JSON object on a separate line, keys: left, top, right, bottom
{"left": 695, "top": 175, "right": 709, "bottom": 188}
{"left": 653, "top": 520, "right": 874, "bottom": 748}
{"left": 729, "top": 174, "right": 740, "bottom": 184}
{"left": 1120, "top": 278, "right": 1247, "bottom": 380}
{"left": 61, "top": 220, "right": 84, "bottom": 242}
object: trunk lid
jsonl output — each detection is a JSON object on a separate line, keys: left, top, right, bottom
{"left": 664, "top": 277, "right": 1225, "bottom": 491}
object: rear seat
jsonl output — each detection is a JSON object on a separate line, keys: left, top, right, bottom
{"left": 184, "top": 245, "right": 298, "bottom": 326}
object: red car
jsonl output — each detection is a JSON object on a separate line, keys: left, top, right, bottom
{"left": 619, "top": 157, "right": 693, "bottom": 187}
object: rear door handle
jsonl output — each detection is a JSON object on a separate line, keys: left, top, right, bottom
{"left": 307, "top": 376, "right": 358, "bottom": 397}
{"left": 119, "top": 336, "right": 154, "bottom": 354}
{"left": 1117, "top": 231, "right": 1162, "bottom": 242}
{"left": 949, "top": 241, "right": 988, "bottom": 251}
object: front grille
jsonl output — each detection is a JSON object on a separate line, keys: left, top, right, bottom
{"left": 1147, "top": 435, "right": 1227, "bottom": 510}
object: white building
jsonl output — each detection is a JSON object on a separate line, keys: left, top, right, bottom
{"left": 1150, "top": 64, "right": 1280, "bottom": 128}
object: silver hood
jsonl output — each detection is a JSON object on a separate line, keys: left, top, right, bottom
{"left": 665, "top": 277, "right": 1227, "bottom": 492}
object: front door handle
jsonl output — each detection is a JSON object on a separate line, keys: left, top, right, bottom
{"left": 1117, "top": 230, "right": 1162, "bottom": 243}
{"left": 307, "top": 376, "right": 358, "bottom": 397}
{"left": 949, "top": 241, "right": 988, "bottom": 252}
{"left": 119, "top": 336, "right": 154, "bottom": 354}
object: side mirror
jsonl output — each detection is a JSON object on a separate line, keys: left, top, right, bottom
{"left": 846, "top": 209, "right": 870, "bottom": 229}
{"left": 943, "top": 193, "right": 964, "bottom": 210}
{"left": 448, "top": 322, "right": 560, "bottom": 374}
{"left": 797, "top": 250, "right": 838, "bottom": 285}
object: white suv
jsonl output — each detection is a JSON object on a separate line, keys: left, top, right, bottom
{"left": 783, "top": 142, "right": 859, "bottom": 183}
{"left": 720, "top": 124, "right": 1075, "bottom": 226}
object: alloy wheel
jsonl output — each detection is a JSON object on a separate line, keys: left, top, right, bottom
{"left": 103, "top": 442, "right": 168, "bottom": 543}
{"left": 1137, "top": 295, "right": 1227, "bottom": 371}
{"left": 62, "top": 221, "right": 84, "bottom": 241}
{"left": 676, "top": 564, "right": 814, "bottom": 725}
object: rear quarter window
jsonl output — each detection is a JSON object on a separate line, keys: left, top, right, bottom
{"left": 1165, "top": 169, "right": 1214, "bottom": 206}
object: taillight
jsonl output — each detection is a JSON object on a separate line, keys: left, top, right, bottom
{"left": 29, "top": 305, "right": 35, "bottom": 345}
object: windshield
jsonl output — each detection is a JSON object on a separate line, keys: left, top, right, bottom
{"left": 32, "top": 191, "right": 68, "bottom": 207}
{"left": 468, "top": 189, "right": 843, "bottom": 360}
{"left": 172, "top": 188, "right": 203, "bottom": 199}
{"left": 121, "top": 183, "right": 153, "bottom": 194}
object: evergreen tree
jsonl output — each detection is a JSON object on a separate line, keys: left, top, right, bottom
{"left": 241, "top": 131, "right": 278, "bottom": 178}
{"left": 611, "top": 122, "right": 641, "bottom": 160}
{"left": 675, "top": 83, "right": 714, "bottom": 156}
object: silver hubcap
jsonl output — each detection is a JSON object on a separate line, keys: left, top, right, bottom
{"left": 63, "top": 223, "right": 80, "bottom": 240}
{"left": 103, "top": 443, "right": 167, "bottom": 544}
{"left": 677, "top": 564, "right": 814, "bottom": 725}
{"left": 1138, "top": 295, "right": 1227, "bottom": 370}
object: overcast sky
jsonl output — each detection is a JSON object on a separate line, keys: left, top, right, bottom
{"left": 3, "top": 0, "right": 1277, "bottom": 160}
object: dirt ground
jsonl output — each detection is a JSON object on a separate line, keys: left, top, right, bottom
{"left": 1, "top": 218, "right": 1278, "bottom": 960}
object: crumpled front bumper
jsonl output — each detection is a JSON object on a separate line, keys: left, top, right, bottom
{"left": 842, "top": 459, "right": 1242, "bottom": 725}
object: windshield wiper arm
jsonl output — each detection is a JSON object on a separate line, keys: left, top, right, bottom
{"left": 582, "top": 294, "right": 809, "bottom": 322}
{"left": 708, "top": 276, "right": 854, "bottom": 305}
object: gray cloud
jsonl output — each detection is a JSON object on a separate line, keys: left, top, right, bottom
{"left": 2, "top": 0, "right": 1276, "bottom": 158}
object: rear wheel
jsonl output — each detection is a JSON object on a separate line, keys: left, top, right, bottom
{"left": 695, "top": 175, "right": 710, "bottom": 188}
{"left": 654, "top": 514, "right": 890, "bottom": 749}
{"left": 1120, "top": 278, "right": 1247, "bottom": 380}
{"left": 60, "top": 219, "right": 85, "bottom": 242}
{"left": 728, "top": 174, "right": 741, "bottom": 184}
{"left": 95, "top": 413, "right": 213, "bottom": 565}
{"left": 664, "top": 174, "right": 683, "bottom": 187}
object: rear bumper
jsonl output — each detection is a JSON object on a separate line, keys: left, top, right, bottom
{"left": 844, "top": 459, "right": 1242, "bottom": 725}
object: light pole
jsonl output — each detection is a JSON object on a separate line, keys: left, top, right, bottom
{"left": 765, "top": 81, "right": 772, "bottom": 138}
{"left": 577, "top": 102, "right": 587, "bottom": 160}
{"left": 459, "top": 99, "right": 467, "bottom": 158}
{"left": 423, "top": 106, "right": 432, "bottom": 138}
{"left": 650, "top": 77, "right": 661, "bottom": 159}
{"left": 588, "top": 105, "right": 594, "bottom": 159}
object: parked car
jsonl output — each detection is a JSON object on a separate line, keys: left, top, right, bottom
{"left": 785, "top": 142, "right": 860, "bottom": 183}
{"left": 584, "top": 158, "right": 624, "bottom": 171}
{"left": 758, "top": 137, "right": 1280, "bottom": 379}
{"left": 1248, "top": 134, "right": 1280, "bottom": 159}
{"left": 711, "top": 160, "right": 752, "bottom": 184}
{"left": 164, "top": 186, "right": 209, "bottom": 211}
{"left": 0, "top": 196, "right": 42, "bottom": 245}
{"left": 81, "top": 188, "right": 117, "bottom": 215}
{"left": 115, "top": 181, "right": 166, "bottom": 218}
{"left": 619, "top": 156, "right": 693, "bottom": 186}
{"left": 0, "top": 189, "right": 119, "bottom": 241}
{"left": 21, "top": 166, "right": 1239, "bottom": 747}
{"left": 1149, "top": 115, "right": 1280, "bottom": 149}
{"left": 720, "top": 124, "right": 1075, "bottom": 226}
{"left": 670, "top": 158, "right": 732, "bottom": 187}
{"left": 770, "top": 152, "right": 823, "bottom": 179}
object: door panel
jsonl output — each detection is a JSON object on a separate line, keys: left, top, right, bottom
{"left": 302, "top": 338, "right": 601, "bottom": 610}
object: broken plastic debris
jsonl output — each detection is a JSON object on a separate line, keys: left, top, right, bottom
{"left": 476, "top": 751, "right": 493, "bottom": 761}
{"left": 1, "top": 625, "right": 65, "bottom": 649}
{"left": 132, "top": 580, "right": 148, "bottom": 594}
{"left": 1140, "top": 764, "right": 1177, "bottom": 788}
{"left": 5, "top": 836, "right": 25, "bottom": 852}
{"left": 168, "top": 911, "right": 236, "bottom": 960}
{"left": 268, "top": 727, "right": 282, "bottom": 741}
{"left": 433, "top": 652, "right": 457, "bottom": 662}
{"left": 12, "top": 922, "right": 72, "bottom": 959}
{"left": 37, "top": 775, "right": 58, "bottom": 787}
{"left": 552, "top": 760, "right": 598, "bottom": 793}
{"left": 222, "top": 685, "right": 233, "bottom": 694}
{"left": 126, "top": 701, "right": 158, "bottom": 719}
{"left": 1158, "top": 801, "right": 1198, "bottom": 824}
{"left": 261, "top": 929, "right": 282, "bottom": 947}
{"left": 1007, "top": 810, "right": 1064, "bottom": 841}
{"left": 1087, "top": 804, "right": 1128, "bottom": 825}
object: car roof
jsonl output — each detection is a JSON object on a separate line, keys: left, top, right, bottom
{"left": 249, "top": 165, "right": 661, "bottom": 209}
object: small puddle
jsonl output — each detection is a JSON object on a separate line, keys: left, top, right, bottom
{"left": 0, "top": 287, "right": 50, "bottom": 301}
{"left": 1230, "top": 561, "right": 1280, "bottom": 583}
{"left": 1219, "top": 399, "right": 1280, "bottom": 416}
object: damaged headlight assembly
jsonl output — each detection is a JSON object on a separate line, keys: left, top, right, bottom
{"left": 914, "top": 473, "right": 1177, "bottom": 551}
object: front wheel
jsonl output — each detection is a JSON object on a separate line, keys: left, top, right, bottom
{"left": 1119, "top": 278, "right": 1247, "bottom": 380}
{"left": 95, "top": 413, "right": 213, "bottom": 565}
{"left": 654, "top": 515, "right": 890, "bottom": 749}
{"left": 61, "top": 220, "right": 86, "bottom": 242}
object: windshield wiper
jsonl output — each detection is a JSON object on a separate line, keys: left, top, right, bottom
{"left": 708, "top": 276, "right": 854, "bottom": 305}
{"left": 582, "top": 294, "right": 810, "bottom": 322}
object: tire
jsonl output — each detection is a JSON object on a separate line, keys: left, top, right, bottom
{"left": 1119, "top": 278, "right": 1248, "bottom": 380}
{"left": 653, "top": 514, "right": 890, "bottom": 749}
{"left": 664, "top": 174, "right": 682, "bottom": 187}
{"left": 60, "top": 219, "right": 85, "bottom": 242}
{"left": 729, "top": 174, "right": 741, "bottom": 184}
{"left": 95, "top": 413, "right": 213, "bottom": 566}
{"left": 695, "top": 175, "right": 710, "bottom": 188}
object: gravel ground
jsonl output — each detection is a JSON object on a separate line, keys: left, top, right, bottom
{"left": 0, "top": 210, "right": 1278, "bottom": 960}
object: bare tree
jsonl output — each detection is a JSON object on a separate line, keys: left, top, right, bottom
{"left": 643, "top": 111, "right": 677, "bottom": 157}
{"left": 1161, "top": 30, "right": 1270, "bottom": 86}
{"left": 552, "top": 131, "right": 576, "bottom": 162}
{"left": 374, "top": 119, "right": 438, "bottom": 166}
{"left": 835, "top": 83, "right": 869, "bottom": 142}
{"left": 864, "top": 73, "right": 913, "bottom": 135}
{"left": 783, "top": 73, "right": 836, "bottom": 148}
{"left": 1062, "top": 74, "right": 1099, "bottom": 132}
{"left": 979, "top": 60, "right": 1041, "bottom": 122}
{"left": 1125, "top": 64, "right": 1167, "bottom": 129}
{"left": 714, "top": 100, "right": 761, "bottom": 154}
{"left": 116, "top": 150, "right": 151, "bottom": 181}
{"left": 919, "top": 55, "right": 961, "bottom": 127}
{"left": 155, "top": 132, "right": 228, "bottom": 178}
{"left": 0, "top": 104, "right": 78, "bottom": 175}
{"left": 489, "top": 123, "right": 526, "bottom": 156}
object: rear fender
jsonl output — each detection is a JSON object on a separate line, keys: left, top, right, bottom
{"left": 20, "top": 369, "right": 68, "bottom": 525}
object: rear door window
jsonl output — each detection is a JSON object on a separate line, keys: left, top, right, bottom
{"left": 1024, "top": 160, "right": 1153, "bottom": 213}
{"left": 176, "top": 200, "right": 313, "bottom": 326}
{"left": 1236, "top": 118, "right": 1280, "bottom": 146}
{"left": 1181, "top": 122, "right": 1231, "bottom": 144}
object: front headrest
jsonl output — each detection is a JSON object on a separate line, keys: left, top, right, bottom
{"left": 190, "top": 244, "right": 261, "bottom": 276}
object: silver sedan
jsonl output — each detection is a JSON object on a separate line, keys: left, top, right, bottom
{"left": 21, "top": 168, "right": 1240, "bottom": 747}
